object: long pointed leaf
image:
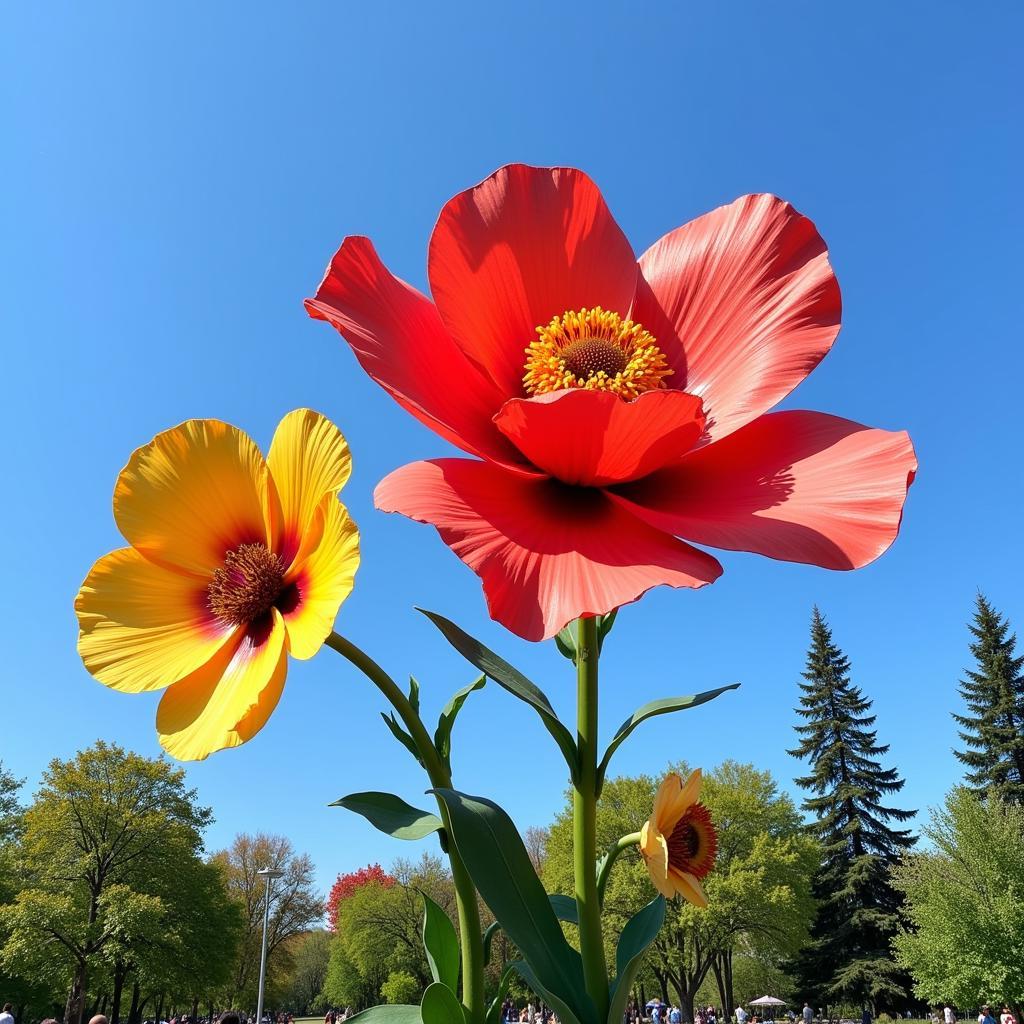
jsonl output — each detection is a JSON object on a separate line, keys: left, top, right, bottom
{"left": 483, "top": 893, "right": 578, "bottom": 962}
{"left": 434, "top": 675, "right": 486, "bottom": 771}
{"left": 432, "top": 788, "right": 595, "bottom": 1024}
{"left": 597, "top": 685, "right": 740, "bottom": 789}
{"left": 511, "top": 960, "right": 584, "bottom": 1024}
{"left": 419, "top": 610, "right": 579, "bottom": 782}
{"left": 381, "top": 711, "right": 425, "bottom": 767}
{"left": 422, "top": 893, "right": 460, "bottom": 992}
{"left": 332, "top": 792, "right": 443, "bottom": 841}
{"left": 607, "top": 897, "right": 665, "bottom": 1024}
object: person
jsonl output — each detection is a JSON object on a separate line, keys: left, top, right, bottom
{"left": 803, "top": 1006, "right": 814, "bottom": 1024}
{"left": 90, "top": 1017, "right": 109, "bottom": 1024}
{"left": 219, "top": 1014, "right": 241, "bottom": 1024}
{"left": 0, "top": 1005, "right": 14, "bottom": 1024}
{"left": 737, "top": 1008, "right": 748, "bottom": 1024}
{"left": 999, "top": 1008, "right": 1015, "bottom": 1024}
{"left": 944, "top": 1009, "right": 957, "bottom": 1024}
{"left": 652, "top": 1005, "right": 662, "bottom": 1024}
{"left": 671, "top": 1009, "right": 682, "bottom": 1024}
{"left": 978, "top": 1008, "right": 997, "bottom": 1024}
{"left": 528, "top": 1003, "right": 536, "bottom": 1024}
{"left": 862, "top": 1008, "right": 873, "bottom": 1024}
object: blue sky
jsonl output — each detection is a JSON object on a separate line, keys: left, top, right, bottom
{"left": 3, "top": 2, "right": 1021, "bottom": 897}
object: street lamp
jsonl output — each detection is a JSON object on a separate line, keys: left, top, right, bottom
{"left": 255, "top": 867, "right": 284, "bottom": 1024}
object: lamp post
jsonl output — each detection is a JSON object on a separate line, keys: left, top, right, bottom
{"left": 255, "top": 867, "right": 283, "bottom": 1024}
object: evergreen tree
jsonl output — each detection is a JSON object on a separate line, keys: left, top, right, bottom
{"left": 952, "top": 594, "right": 1024, "bottom": 803}
{"left": 788, "top": 608, "right": 916, "bottom": 1012}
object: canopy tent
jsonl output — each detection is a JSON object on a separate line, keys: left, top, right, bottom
{"left": 751, "top": 999, "right": 787, "bottom": 1007}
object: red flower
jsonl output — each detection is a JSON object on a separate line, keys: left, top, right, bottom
{"left": 306, "top": 165, "right": 916, "bottom": 642}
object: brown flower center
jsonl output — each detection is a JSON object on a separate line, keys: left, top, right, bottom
{"left": 207, "top": 542, "right": 286, "bottom": 626}
{"left": 561, "top": 338, "right": 629, "bottom": 380}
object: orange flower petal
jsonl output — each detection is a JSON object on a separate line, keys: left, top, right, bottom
{"left": 156, "top": 610, "right": 288, "bottom": 760}
{"left": 76, "top": 547, "right": 234, "bottom": 693}
{"left": 281, "top": 495, "right": 360, "bottom": 660}
{"left": 114, "top": 419, "right": 271, "bottom": 575}
{"left": 651, "top": 773, "right": 683, "bottom": 830}
{"left": 664, "top": 768, "right": 702, "bottom": 825}
{"left": 266, "top": 409, "right": 352, "bottom": 564}
{"left": 643, "top": 829, "right": 675, "bottom": 898}
{"left": 671, "top": 870, "right": 708, "bottom": 908}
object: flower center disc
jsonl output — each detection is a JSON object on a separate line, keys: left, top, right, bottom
{"left": 665, "top": 803, "right": 717, "bottom": 879}
{"left": 523, "top": 306, "right": 672, "bottom": 401}
{"left": 207, "top": 542, "right": 286, "bottom": 626}
{"left": 561, "top": 338, "right": 629, "bottom": 380}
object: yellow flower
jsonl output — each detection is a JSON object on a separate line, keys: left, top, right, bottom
{"left": 75, "top": 409, "right": 359, "bottom": 761}
{"left": 639, "top": 770, "right": 718, "bottom": 907}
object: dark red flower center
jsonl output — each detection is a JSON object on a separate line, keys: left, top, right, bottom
{"left": 562, "top": 338, "right": 629, "bottom": 380}
{"left": 207, "top": 542, "right": 288, "bottom": 626}
{"left": 665, "top": 803, "right": 717, "bottom": 879}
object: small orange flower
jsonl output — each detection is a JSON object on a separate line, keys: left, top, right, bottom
{"left": 75, "top": 409, "right": 359, "bottom": 760}
{"left": 640, "top": 770, "right": 718, "bottom": 907}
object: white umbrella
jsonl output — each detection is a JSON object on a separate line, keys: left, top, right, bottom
{"left": 751, "top": 1000, "right": 787, "bottom": 1008}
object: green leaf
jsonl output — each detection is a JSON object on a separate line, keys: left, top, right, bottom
{"left": 345, "top": 1008, "right": 421, "bottom": 1024}
{"left": 432, "top": 788, "right": 595, "bottom": 1024}
{"left": 381, "top": 711, "right": 425, "bottom": 767}
{"left": 554, "top": 626, "right": 577, "bottom": 664}
{"left": 434, "top": 675, "right": 486, "bottom": 771}
{"left": 409, "top": 675, "right": 421, "bottom": 714}
{"left": 421, "top": 983, "right": 464, "bottom": 1024}
{"left": 486, "top": 966, "right": 517, "bottom": 1024}
{"left": 554, "top": 612, "right": 615, "bottom": 665}
{"left": 511, "top": 960, "right": 584, "bottom": 1024}
{"left": 332, "top": 792, "right": 444, "bottom": 841}
{"left": 419, "top": 610, "right": 579, "bottom": 782}
{"left": 596, "top": 684, "right": 740, "bottom": 790}
{"left": 607, "top": 897, "right": 665, "bottom": 1024}
{"left": 548, "top": 893, "right": 579, "bottom": 925}
{"left": 422, "top": 893, "right": 460, "bottom": 992}
{"left": 483, "top": 894, "right": 578, "bottom": 961}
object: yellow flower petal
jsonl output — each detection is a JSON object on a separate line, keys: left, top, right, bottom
{"left": 671, "top": 870, "right": 708, "bottom": 908}
{"left": 76, "top": 548, "right": 235, "bottom": 693}
{"left": 643, "top": 830, "right": 675, "bottom": 898}
{"left": 267, "top": 409, "right": 352, "bottom": 561}
{"left": 281, "top": 495, "right": 360, "bottom": 660}
{"left": 156, "top": 610, "right": 288, "bottom": 760}
{"left": 652, "top": 772, "right": 682, "bottom": 829}
{"left": 114, "top": 419, "right": 271, "bottom": 575}
{"left": 663, "top": 768, "right": 702, "bottom": 825}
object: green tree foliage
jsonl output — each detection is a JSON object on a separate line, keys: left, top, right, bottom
{"left": 279, "top": 929, "right": 332, "bottom": 1013}
{"left": 953, "top": 595, "right": 1024, "bottom": 803}
{"left": 0, "top": 742, "right": 215, "bottom": 1024}
{"left": 381, "top": 969, "right": 421, "bottom": 1005}
{"left": 322, "top": 853, "right": 456, "bottom": 1010}
{"left": 789, "top": 608, "right": 916, "bottom": 1012}
{"left": 891, "top": 788, "right": 1024, "bottom": 1015}
{"left": 543, "top": 762, "right": 818, "bottom": 1019}
{"left": 211, "top": 832, "right": 324, "bottom": 1008}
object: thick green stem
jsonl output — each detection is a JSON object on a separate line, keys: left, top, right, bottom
{"left": 326, "top": 632, "right": 486, "bottom": 1024}
{"left": 596, "top": 831, "right": 642, "bottom": 907}
{"left": 574, "top": 616, "right": 609, "bottom": 1020}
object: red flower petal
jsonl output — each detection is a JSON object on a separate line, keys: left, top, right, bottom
{"left": 631, "top": 195, "right": 841, "bottom": 443}
{"left": 494, "top": 389, "right": 706, "bottom": 487}
{"left": 305, "top": 236, "right": 529, "bottom": 472}
{"left": 611, "top": 411, "right": 917, "bottom": 570}
{"left": 428, "top": 164, "right": 639, "bottom": 398}
{"left": 374, "top": 458, "right": 722, "bottom": 642}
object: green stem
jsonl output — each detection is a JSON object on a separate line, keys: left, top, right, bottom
{"left": 596, "top": 831, "right": 642, "bottom": 907}
{"left": 574, "top": 616, "right": 609, "bottom": 1020}
{"left": 326, "top": 632, "right": 486, "bottom": 1024}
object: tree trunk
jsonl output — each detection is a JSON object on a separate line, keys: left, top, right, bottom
{"left": 128, "top": 982, "right": 141, "bottom": 1024}
{"left": 722, "top": 949, "right": 734, "bottom": 1020}
{"left": 111, "top": 964, "right": 127, "bottom": 1024}
{"left": 65, "top": 961, "right": 88, "bottom": 1024}
{"left": 155, "top": 993, "right": 165, "bottom": 1023}
{"left": 191, "top": 998, "right": 200, "bottom": 1022}
{"left": 712, "top": 956, "right": 727, "bottom": 1018}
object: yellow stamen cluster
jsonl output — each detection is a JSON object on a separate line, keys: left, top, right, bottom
{"left": 523, "top": 306, "right": 672, "bottom": 401}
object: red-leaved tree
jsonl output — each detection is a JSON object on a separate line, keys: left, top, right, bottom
{"left": 326, "top": 862, "right": 397, "bottom": 930}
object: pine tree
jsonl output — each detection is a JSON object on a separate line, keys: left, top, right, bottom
{"left": 952, "top": 593, "right": 1024, "bottom": 803}
{"left": 788, "top": 608, "right": 916, "bottom": 1012}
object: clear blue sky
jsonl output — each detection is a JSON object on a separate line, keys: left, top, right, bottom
{"left": 3, "top": 2, "right": 1021, "bottom": 897}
